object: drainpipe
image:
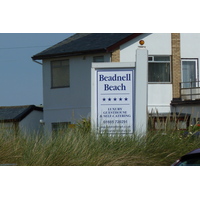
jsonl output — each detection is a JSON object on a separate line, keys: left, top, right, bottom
{"left": 32, "top": 60, "right": 42, "bottom": 65}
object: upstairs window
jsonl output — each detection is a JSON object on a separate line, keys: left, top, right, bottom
{"left": 93, "top": 56, "right": 104, "bottom": 62}
{"left": 51, "top": 60, "right": 70, "bottom": 88}
{"left": 148, "top": 56, "right": 171, "bottom": 83}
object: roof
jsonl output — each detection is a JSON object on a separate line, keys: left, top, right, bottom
{"left": 32, "top": 33, "right": 142, "bottom": 60}
{"left": 0, "top": 105, "right": 43, "bottom": 122}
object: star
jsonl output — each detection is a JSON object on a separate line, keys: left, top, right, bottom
{"left": 103, "top": 98, "right": 106, "bottom": 101}
{"left": 125, "top": 98, "right": 128, "bottom": 101}
{"left": 108, "top": 98, "right": 111, "bottom": 101}
{"left": 114, "top": 98, "right": 117, "bottom": 101}
{"left": 119, "top": 98, "right": 122, "bottom": 101}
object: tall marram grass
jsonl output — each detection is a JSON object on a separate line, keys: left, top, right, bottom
{"left": 1, "top": 118, "right": 200, "bottom": 166}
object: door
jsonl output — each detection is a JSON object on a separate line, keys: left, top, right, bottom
{"left": 181, "top": 59, "right": 198, "bottom": 88}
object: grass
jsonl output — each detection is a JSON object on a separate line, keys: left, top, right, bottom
{"left": 1, "top": 118, "right": 200, "bottom": 166}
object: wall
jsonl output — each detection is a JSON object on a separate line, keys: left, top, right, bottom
{"left": 43, "top": 53, "right": 110, "bottom": 131}
{"left": 148, "top": 84, "right": 172, "bottom": 113}
{"left": 0, "top": 110, "right": 43, "bottom": 135}
{"left": 120, "top": 33, "right": 172, "bottom": 113}
{"left": 19, "top": 110, "right": 43, "bottom": 134}
{"left": 170, "top": 34, "right": 200, "bottom": 120}
{"left": 181, "top": 33, "right": 200, "bottom": 81}
{"left": 0, "top": 122, "right": 17, "bottom": 134}
{"left": 172, "top": 104, "right": 200, "bottom": 123}
{"left": 181, "top": 33, "right": 200, "bottom": 58}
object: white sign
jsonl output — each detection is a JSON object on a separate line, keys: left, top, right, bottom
{"left": 96, "top": 69, "right": 135, "bottom": 134}
{"left": 92, "top": 48, "right": 148, "bottom": 135}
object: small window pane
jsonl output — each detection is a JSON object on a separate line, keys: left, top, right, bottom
{"left": 93, "top": 56, "right": 104, "bottom": 62}
{"left": 148, "top": 63, "right": 170, "bottom": 82}
{"left": 154, "top": 56, "right": 170, "bottom": 61}
{"left": 62, "top": 60, "right": 69, "bottom": 66}
{"left": 52, "top": 122, "right": 71, "bottom": 138}
{"left": 148, "top": 57, "right": 153, "bottom": 61}
{"left": 52, "top": 122, "right": 71, "bottom": 132}
{"left": 182, "top": 60, "right": 197, "bottom": 88}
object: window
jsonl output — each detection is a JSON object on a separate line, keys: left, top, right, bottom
{"left": 93, "top": 56, "right": 104, "bottom": 62}
{"left": 148, "top": 56, "right": 171, "bottom": 83}
{"left": 51, "top": 60, "right": 70, "bottom": 88}
{"left": 52, "top": 122, "right": 71, "bottom": 138}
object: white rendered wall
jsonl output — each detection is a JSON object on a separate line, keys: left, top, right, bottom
{"left": 43, "top": 54, "right": 110, "bottom": 131}
{"left": 120, "top": 33, "right": 172, "bottom": 114}
{"left": 148, "top": 84, "right": 172, "bottom": 113}
{"left": 120, "top": 33, "right": 171, "bottom": 62}
{"left": 181, "top": 33, "right": 200, "bottom": 58}
{"left": 180, "top": 33, "right": 200, "bottom": 82}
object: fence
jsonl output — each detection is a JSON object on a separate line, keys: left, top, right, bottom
{"left": 180, "top": 81, "right": 200, "bottom": 100}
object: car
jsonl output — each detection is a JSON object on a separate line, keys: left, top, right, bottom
{"left": 172, "top": 148, "right": 200, "bottom": 166}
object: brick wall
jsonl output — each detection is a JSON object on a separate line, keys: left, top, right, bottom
{"left": 171, "top": 33, "right": 181, "bottom": 99}
{"left": 111, "top": 48, "right": 120, "bottom": 62}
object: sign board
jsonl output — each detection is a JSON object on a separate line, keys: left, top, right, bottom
{"left": 97, "top": 69, "right": 135, "bottom": 133}
{"left": 91, "top": 63, "right": 135, "bottom": 134}
{"left": 91, "top": 48, "right": 148, "bottom": 135}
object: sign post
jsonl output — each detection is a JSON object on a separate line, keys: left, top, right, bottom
{"left": 91, "top": 46, "right": 148, "bottom": 135}
{"left": 135, "top": 46, "right": 148, "bottom": 134}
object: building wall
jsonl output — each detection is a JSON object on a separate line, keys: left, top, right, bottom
{"left": 172, "top": 104, "right": 200, "bottom": 123}
{"left": 120, "top": 33, "right": 172, "bottom": 113}
{"left": 181, "top": 33, "right": 200, "bottom": 58}
{"left": 19, "top": 110, "right": 43, "bottom": 134}
{"left": 0, "top": 110, "right": 43, "bottom": 135}
{"left": 180, "top": 33, "right": 200, "bottom": 81}
{"left": 42, "top": 53, "right": 110, "bottom": 131}
{"left": 170, "top": 33, "right": 200, "bottom": 120}
{"left": 41, "top": 33, "right": 200, "bottom": 132}
{"left": 0, "top": 122, "right": 17, "bottom": 134}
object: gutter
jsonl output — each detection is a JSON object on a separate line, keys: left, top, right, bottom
{"left": 31, "top": 49, "right": 107, "bottom": 61}
{"left": 32, "top": 60, "right": 42, "bottom": 65}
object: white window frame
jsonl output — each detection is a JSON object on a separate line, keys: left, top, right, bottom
{"left": 93, "top": 56, "right": 104, "bottom": 62}
{"left": 51, "top": 60, "right": 70, "bottom": 88}
{"left": 181, "top": 58, "right": 198, "bottom": 88}
{"left": 148, "top": 55, "right": 171, "bottom": 83}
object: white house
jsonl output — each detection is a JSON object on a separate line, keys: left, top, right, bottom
{"left": 32, "top": 33, "right": 200, "bottom": 132}
{"left": 0, "top": 105, "right": 43, "bottom": 135}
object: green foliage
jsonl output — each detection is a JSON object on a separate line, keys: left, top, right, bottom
{"left": 0, "top": 118, "right": 200, "bottom": 166}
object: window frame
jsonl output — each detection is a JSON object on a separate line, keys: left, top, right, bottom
{"left": 51, "top": 59, "right": 70, "bottom": 89}
{"left": 148, "top": 55, "right": 171, "bottom": 84}
{"left": 181, "top": 58, "right": 199, "bottom": 88}
{"left": 52, "top": 122, "right": 71, "bottom": 138}
{"left": 93, "top": 55, "right": 104, "bottom": 62}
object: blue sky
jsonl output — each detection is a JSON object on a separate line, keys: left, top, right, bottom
{"left": 0, "top": 33, "right": 74, "bottom": 106}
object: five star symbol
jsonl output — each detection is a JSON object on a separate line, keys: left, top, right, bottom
{"left": 102, "top": 97, "right": 128, "bottom": 101}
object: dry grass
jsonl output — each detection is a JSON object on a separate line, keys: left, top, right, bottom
{"left": 0, "top": 118, "right": 200, "bottom": 166}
